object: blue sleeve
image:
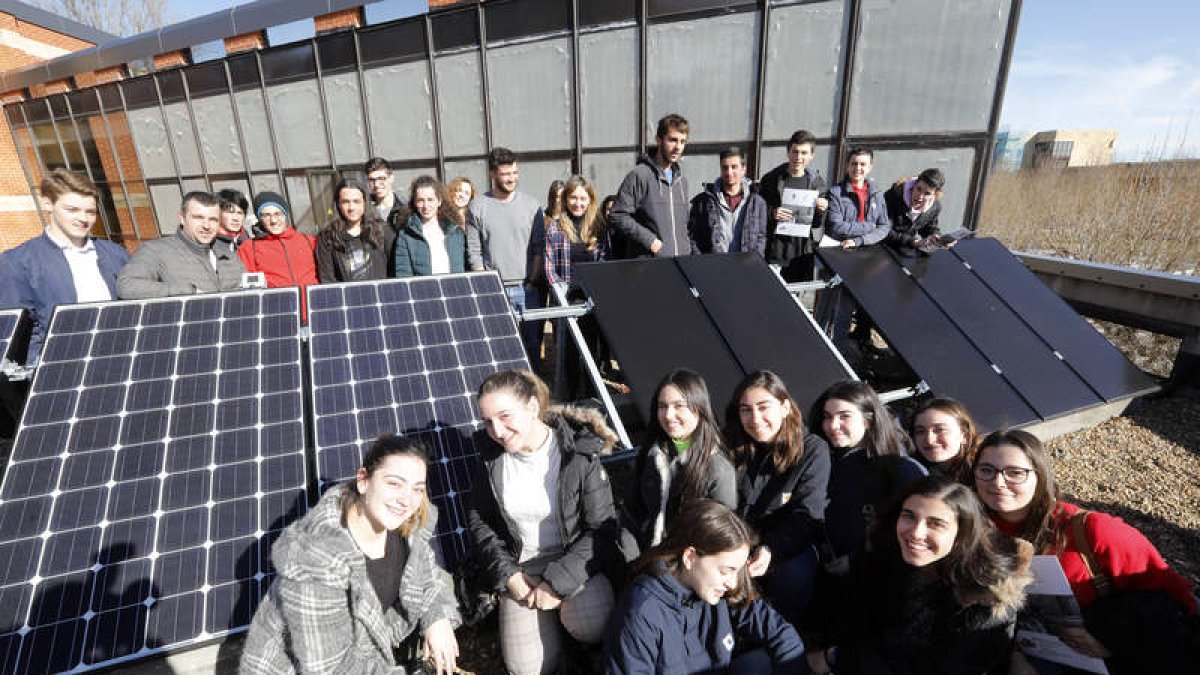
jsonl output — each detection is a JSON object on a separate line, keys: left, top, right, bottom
{"left": 602, "top": 610, "right": 661, "bottom": 675}
{"left": 730, "top": 599, "right": 808, "bottom": 674}
{"left": 0, "top": 250, "right": 39, "bottom": 363}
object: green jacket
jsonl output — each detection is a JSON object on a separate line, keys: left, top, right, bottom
{"left": 393, "top": 214, "right": 467, "bottom": 277}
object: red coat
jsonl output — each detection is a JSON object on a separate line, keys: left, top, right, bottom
{"left": 994, "top": 500, "right": 1195, "bottom": 612}
{"left": 237, "top": 227, "right": 319, "bottom": 320}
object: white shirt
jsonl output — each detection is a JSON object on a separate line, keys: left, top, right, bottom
{"left": 45, "top": 228, "right": 112, "bottom": 303}
{"left": 499, "top": 429, "right": 564, "bottom": 562}
{"left": 422, "top": 219, "right": 451, "bottom": 275}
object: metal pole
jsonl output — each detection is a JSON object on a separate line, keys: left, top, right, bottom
{"left": 221, "top": 59, "right": 256, "bottom": 195}
{"left": 477, "top": 2, "right": 493, "bottom": 150}
{"left": 93, "top": 87, "right": 145, "bottom": 245}
{"left": 8, "top": 104, "right": 48, "bottom": 230}
{"left": 569, "top": 0, "right": 583, "bottom": 174}
{"left": 424, "top": 14, "right": 446, "bottom": 180}
{"left": 832, "top": 0, "right": 863, "bottom": 178}
{"left": 351, "top": 30, "right": 376, "bottom": 159}
{"left": 637, "top": 0, "right": 648, "bottom": 151}
{"left": 253, "top": 49, "right": 289, "bottom": 193}
{"left": 310, "top": 38, "right": 340, "bottom": 172}
{"left": 148, "top": 75, "right": 188, "bottom": 198}
{"left": 177, "top": 69, "right": 214, "bottom": 192}
{"left": 43, "top": 99, "right": 73, "bottom": 172}
{"left": 970, "top": 0, "right": 1024, "bottom": 229}
{"left": 751, "top": 0, "right": 772, "bottom": 176}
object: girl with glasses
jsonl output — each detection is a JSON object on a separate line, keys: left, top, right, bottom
{"left": 972, "top": 429, "right": 1197, "bottom": 674}
{"left": 814, "top": 475, "right": 1033, "bottom": 675}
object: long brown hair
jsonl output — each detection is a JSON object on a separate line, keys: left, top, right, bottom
{"left": 339, "top": 434, "right": 431, "bottom": 537}
{"left": 477, "top": 369, "right": 551, "bottom": 423}
{"left": 811, "top": 380, "right": 906, "bottom": 457}
{"left": 727, "top": 370, "right": 808, "bottom": 473}
{"left": 909, "top": 396, "right": 979, "bottom": 480}
{"left": 408, "top": 175, "right": 465, "bottom": 229}
{"left": 555, "top": 175, "right": 602, "bottom": 250}
{"left": 971, "top": 429, "right": 1061, "bottom": 552}
{"left": 321, "top": 178, "right": 387, "bottom": 252}
{"left": 637, "top": 499, "right": 759, "bottom": 607}
{"left": 644, "top": 369, "right": 727, "bottom": 504}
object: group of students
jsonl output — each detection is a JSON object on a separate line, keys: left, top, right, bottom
{"left": 239, "top": 368, "right": 1197, "bottom": 675}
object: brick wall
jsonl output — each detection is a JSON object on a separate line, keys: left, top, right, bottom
{"left": 314, "top": 8, "right": 363, "bottom": 34}
{"left": 225, "top": 31, "right": 266, "bottom": 54}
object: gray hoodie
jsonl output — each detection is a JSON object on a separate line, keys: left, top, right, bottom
{"left": 610, "top": 153, "right": 693, "bottom": 257}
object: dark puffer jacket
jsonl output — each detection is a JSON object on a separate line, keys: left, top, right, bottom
{"left": 686, "top": 179, "right": 769, "bottom": 255}
{"left": 884, "top": 178, "right": 943, "bottom": 249}
{"left": 467, "top": 405, "right": 622, "bottom": 596}
{"left": 610, "top": 153, "right": 692, "bottom": 258}
{"left": 392, "top": 213, "right": 468, "bottom": 277}
{"left": 736, "top": 432, "right": 832, "bottom": 562}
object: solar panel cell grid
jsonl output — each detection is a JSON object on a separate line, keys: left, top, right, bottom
{"left": 307, "top": 272, "right": 528, "bottom": 568}
{"left": 0, "top": 289, "right": 308, "bottom": 674}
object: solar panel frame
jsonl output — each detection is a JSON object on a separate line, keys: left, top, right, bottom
{"left": 306, "top": 272, "right": 529, "bottom": 569}
{"left": 0, "top": 289, "right": 308, "bottom": 674}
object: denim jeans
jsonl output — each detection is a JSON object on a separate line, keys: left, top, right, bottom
{"left": 506, "top": 283, "right": 543, "bottom": 367}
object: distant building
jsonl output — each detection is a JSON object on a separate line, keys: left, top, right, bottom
{"left": 1022, "top": 129, "right": 1117, "bottom": 169}
{"left": 992, "top": 130, "right": 1030, "bottom": 171}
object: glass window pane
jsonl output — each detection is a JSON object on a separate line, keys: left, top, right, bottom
{"left": 580, "top": 27, "right": 637, "bottom": 148}
{"left": 762, "top": 2, "right": 844, "bottom": 140}
{"left": 514, "top": 160, "right": 572, "bottom": 209}
{"left": 648, "top": 13, "right": 759, "bottom": 144}
{"left": 233, "top": 90, "right": 278, "bottom": 173}
{"left": 322, "top": 72, "right": 368, "bottom": 166}
{"left": 434, "top": 51, "right": 487, "bottom": 157}
{"left": 442, "top": 159, "right": 488, "bottom": 194}
{"left": 868, "top": 147, "right": 976, "bottom": 230}
{"left": 849, "top": 0, "right": 1010, "bottom": 135}
{"left": 487, "top": 38, "right": 572, "bottom": 152}
{"left": 580, "top": 151, "right": 636, "bottom": 199}
{"left": 251, "top": 173, "right": 283, "bottom": 196}
{"left": 285, "top": 175, "right": 317, "bottom": 235}
{"left": 363, "top": 61, "right": 436, "bottom": 160}
{"left": 192, "top": 93, "right": 245, "bottom": 175}
{"left": 163, "top": 101, "right": 203, "bottom": 175}
{"left": 390, "top": 165, "right": 440, "bottom": 195}
{"left": 265, "top": 80, "right": 331, "bottom": 169}
{"left": 211, "top": 178, "right": 252, "bottom": 200}
{"left": 681, "top": 153, "right": 718, "bottom": 200}
{"left": 149, "top": 183, "right": 182, "bottom": 235}
{"left": 127, "top": 107, "right": 176, "bottom": 179}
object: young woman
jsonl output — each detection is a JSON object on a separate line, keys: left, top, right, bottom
{"left": 240, "top": 436, "right": 460, "bottom": 675}
{"left": 448, "top": 175, "right": 475, "bottom": 223}
{"left": 813, "top": 475, "right": 1034, "bottom": 675}
{"left": 544, "top": 174, "right": 610, "bottom": 287}
{"left": 972, "top": 429, "right": 1197, "bottom": 674}
{"left": 316, "top": 178, "right": 396, "bottom": 282}
{"left": 623, "top": 369, "right": 737, "bottom": 550}
{"left": 468, "top": 370, "right": 623, "bottom": 675}
{"left": 544, "top": 179, "right": 565, "bottom": 225}
{"left": 604, "top": 499, "right": 807, "bottom": 675}
{"left": 909, "top": 396, "right": 979, "bottom": 483}
{"left": 393, "top": 176, "right": 467, "bottom": 278}
{"left": 728, "top": 370, "right": 831, "bottom": 626}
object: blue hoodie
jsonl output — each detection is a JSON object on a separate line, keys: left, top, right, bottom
{"left": 603, "top": 566, "right": 807, "bottom": 674}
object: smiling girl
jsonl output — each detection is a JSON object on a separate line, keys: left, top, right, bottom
{"left": 908, "top": 396, "right": 980, "bottom": 483}
{"left": 393, "top": 175, "right": 467, "bottom": 278}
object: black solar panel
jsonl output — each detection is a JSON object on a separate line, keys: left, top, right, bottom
{"left": 0, "top": 289, "right": 307, "bottom": 674}
{"left": 0, "top": 309, "right": 31, "bottom": 366}
{"left": 306, "top": 272, "right": 529, "bottom": 569}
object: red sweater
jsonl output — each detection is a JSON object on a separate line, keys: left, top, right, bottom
{"left": 237, "top": 227, "right": 319, "bottom": 319}
{"left": 993, "top": 501, "right": 1195, "bottom": 612}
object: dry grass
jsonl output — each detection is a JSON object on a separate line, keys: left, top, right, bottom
{"left": 978, "top": 162, "right": 1200, "bottom": 273}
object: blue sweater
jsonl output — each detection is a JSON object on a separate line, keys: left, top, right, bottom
{"left": 603, "top": 568, "right": 806, "bottom": 674}
{"left": 0, "top": 232, "right": 129, "bottom": 364}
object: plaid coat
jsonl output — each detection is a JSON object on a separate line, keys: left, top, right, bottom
{"left": 240, "top": 485, "right": 460, "bottom": 674}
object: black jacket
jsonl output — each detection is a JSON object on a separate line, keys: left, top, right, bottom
{"left": 610, "top": 153, "right": 693, "bottom": 258}
{"left": 467, "top": 405, "right": 622, "bottom": 596}
{"left": 837, "top": 544, "right": 1033, "bottom": 675}
{"left": 622, "top": 441, "right": 738, "bottom": 550}
{"left": 736, "top": 433, "right": 831, "bottom": 562}
{"left": 760, "top": 163, "right": 828, "bottom": 281}
{"left": 315, "top": 225, "right": 397, "bottom": 283}
{"left": 883, "top": 179, "right": 943, "bottom": 249}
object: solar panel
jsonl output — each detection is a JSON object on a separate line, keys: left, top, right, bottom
{"left": 306, "top": 272, "right": 529, "bottom": 569}
{"left": 0, "top": 289, "right": 307, "bottom": 674}
{"left": 0, "top": 309, "right": 31, "bottom": 367}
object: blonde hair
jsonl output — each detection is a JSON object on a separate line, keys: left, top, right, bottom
{"left": 555, "top": 175, "right": 601, "bottom": 250}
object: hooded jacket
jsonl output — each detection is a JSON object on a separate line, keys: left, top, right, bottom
{"left": 392, "top": 213, "right": 468, "bottom": 278}
{"left": 0, "top": 231, "right": 129, "bottom": 365}
{"left": 603, "top": 567, "right": 807, "bottom": 675}
{"left": 239, "top": 485, "right": 461, "bottom": 675}
{"left": 836, "top": 539, "right": 1034, "bottom": 675}
{"left": 116, "top": 229, "right": 246, "bottom": 299}
{"left": 826, "top": 178, "right": 892, "bottom": 247}
{"left": 883, "top": 179, "right": 943, "bottom": 249}
{"left": 687, "top": 179, "right": 769, "bottom": 255}
{"left": 611, "top": 153, "right": 693, "bottom": 258}
{"left": 236, "top": 226, "right": 318, "bottom": 317}
{"left": 467, "top": 405, "right": 623, "bottom": 597}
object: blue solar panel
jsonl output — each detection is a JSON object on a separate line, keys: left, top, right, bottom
{"left": 307, "top": 272, "right": 529, "bottom": 568}
{"left": 0, "top": 309, "right": 29, "bottom": 366}
{"left": 0, "top": 289, "right": 307, "bottom": 674}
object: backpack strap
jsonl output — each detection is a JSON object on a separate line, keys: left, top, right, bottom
{"left": 1069, "top": 509, "right": 1113, "bottom": 598}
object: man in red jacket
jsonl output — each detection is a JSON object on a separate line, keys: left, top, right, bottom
{"left": 238, "top": 192, "right": 318, "bottom": 321}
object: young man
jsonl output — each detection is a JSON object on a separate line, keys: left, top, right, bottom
{"left": 238, "top": 191, "right": 319, "bottom": 318}
{"left": 883, "top": 168, "right": 945, "bottom": 250}
{"left": 825, "top": 147, "right": 891, "bottom": 248}
{"left": 117, "top": 191, "right": 246, "bottom": 299}
{"left": 364, "top": 157, "right": 409, "bottom": 231}
{"left": 611, "top": 113, "right": 693, "bottom": 257}
{"left": 216, "top": 188, "right": 251, "bottom": 253}
{"left": 760, "top": 129, "right": 829, "bottom": 281}
{"left": 465, "top": 147, "right": 545, "bottom": 362}
{"left": 687, "top": 146, "right": 768, "bottom": 255}
{"left": 0, "top": 169, "right": 130, "bottom": 365}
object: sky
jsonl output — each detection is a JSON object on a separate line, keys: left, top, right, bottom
{"left": 163, "top": 0, "right": 1199, "bottom": 162}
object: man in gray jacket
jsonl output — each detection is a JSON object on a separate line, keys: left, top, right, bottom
{"left": 611, "top": 113, "right": 694, "bottom": 258}
{"left": 117, "top": 191, "right": 246, "bottom": 299}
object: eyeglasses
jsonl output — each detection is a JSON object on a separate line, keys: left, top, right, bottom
{"left": 366, "top": 175, "right": 391, "bottom": 184}
{"left": 974, "top": 464, "right": 1034, "bottom": 485}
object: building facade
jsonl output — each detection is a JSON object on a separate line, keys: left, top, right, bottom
{"left": 0, "top": 0, "right": 1023, "bottom": 252}
{"left": 1023, "top": 129, "right": 1117, "bottom": 169}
